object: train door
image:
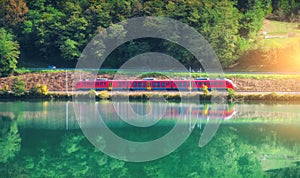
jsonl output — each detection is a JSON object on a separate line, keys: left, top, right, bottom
{"left": 147, "top": 81, "right": 151, "bottom": 91}
{"left": 108, "top": 81, "right": 112, "bottom": 91}
{"left": 188, "top": 80, "right": 192, "bottom": 91}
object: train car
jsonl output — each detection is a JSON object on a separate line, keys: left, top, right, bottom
{"left": 193, "top": 78, "right": 236, "bottom": 91}
{"left": 75, "top": 78, "right": 109, "bottom": 90}
{"left": 75, "top": 78, "right": 236, "bottom": 91}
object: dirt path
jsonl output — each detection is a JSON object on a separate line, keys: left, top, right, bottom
{"left": 0, "top": 72, "right": 300, "bottom": 92}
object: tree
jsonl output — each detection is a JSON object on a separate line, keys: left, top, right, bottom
{"left": 0, "top": 28, "right": 19, "bottom": 77}
{"left": 0, "top": 0, "right": 28, "bottom": 28}
{"left": 238, "top": 0, "right": 269, "bottom": 38}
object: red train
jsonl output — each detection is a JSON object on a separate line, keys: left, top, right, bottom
{"left": 75, "top": 78, "right": 236, "bottom": 91}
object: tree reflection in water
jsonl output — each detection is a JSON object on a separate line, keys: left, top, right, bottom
{"left": 0, "top": 113, "right": 20, "bottom": 164}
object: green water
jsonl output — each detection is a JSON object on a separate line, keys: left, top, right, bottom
{"left": 1, "top": 101, "right": 300, "bottom": 177}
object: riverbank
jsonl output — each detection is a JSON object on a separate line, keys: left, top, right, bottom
{"left": 1, "top": 91, "right": 300, "bottom": 103}
{"left": 1, "top": 72, "right": 300, "bottom": 102}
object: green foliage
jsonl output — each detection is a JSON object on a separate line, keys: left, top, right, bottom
{"left": 0, "top": 28, "right": 19, "bottom": 77}
{"left": 3, "top": 0, "right": 299, "bottom": 69}
{"left": 238, "top": 0, "right": 271, "bottom": 38}
{"left": 0, "top": 121, "right": 21, "bottom": 163}
{"left": 228, "top": 88, "right": 236, "bottom": 98}
{"left": 272, "top": 0, "right": 300, "bottom": 20}
{"left": 1, "top": 0, "right": 273, "bottom": 69}
{"left": 140, "top": 72, "right": 165, "bottom": 78}
{"left": 60, "top": 39, "right": 80, "bottom": 60}
{"left": 11, "top": 78, "right": 26, "bottom": 96}
{"left": 29, "top": 84, "right": 48, "bottom": 96}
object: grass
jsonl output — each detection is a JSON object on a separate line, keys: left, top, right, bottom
{"left": 14, "top": 68, "right": 67, "bottom": 75}
{"left": 224, "top": 73, "right": 300, "bottom": 79}
{"left": 256, "top": 20, "right": 300, "bottom": 51}
{"left": 262, "top": 20, "right": 300, "bottom": 35}
{"left": 12, "top": 68, "right": 300, "bottom": 80}
{"left": 97, "top": 70, "right": 300, "bottom": 80}
{"left": 257, "top": 37, "right": 300, "bottom": 51}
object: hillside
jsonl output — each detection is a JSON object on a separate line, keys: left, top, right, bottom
{"left": 228, "top": 19, "right": 300, "bottom": 72}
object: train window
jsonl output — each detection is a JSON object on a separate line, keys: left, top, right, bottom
{"left": 138, "top": 82, "right": 142, "bottom": 87}
{"left": 96, "top": 82, "right": 100, "bottom": 86}
{"left": 166, "top": 82, "right": 169, "bottom": 85}
{"left": 162, "top": 82, "right": 165, "bottom": 87}
{"left": 183, "top": 82, "right": 186, "bottom": 87}
{"left": 134, "top": 82, "right": 137, "bottom": 87}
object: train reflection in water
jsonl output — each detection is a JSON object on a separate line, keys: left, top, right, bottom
{"left": 0, "top": 101, "right": 236, "bottom": 130}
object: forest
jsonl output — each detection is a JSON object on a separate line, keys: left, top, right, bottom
{"left": 1, "top": 0, "right": 300, "bottom": 76}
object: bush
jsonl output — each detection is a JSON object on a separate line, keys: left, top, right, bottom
{"left": 227, "top": 88, "right": 236, "bottom": 98}
{"left": 88, "top": 89, "right": 97, "bottom": 98}
{"left": 11, "top": 78, "right": 26, "bottom": 96}
{"left": 203, "top": 85, "right": 209, "bottom": 95}
{"left": 98, "top": 90, "right": 109, "bottom": 99}
{"left": 1, "top": 84, "right": 9, "bottom": 94}
{"left": 29, "top": 84, "right": 48, "bottom": 96}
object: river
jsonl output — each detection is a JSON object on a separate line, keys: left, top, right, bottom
{"left": 1, "top": 101, "right": 300, "bottom": 177}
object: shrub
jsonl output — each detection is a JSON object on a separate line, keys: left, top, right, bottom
{"left": 203, "top": 85, "right": 209, "bottom": 95}
{"left": 88, "top": 89, "right": 97, "bottom": 98}
{"left": 1, "top": 84, "right": 9, "bottom": 94}
{"left": 11, "top": 78, "right": 26, "bottom": 96}
{"left": 98, "top": 90, "right": 109, "bottom": 99}
{"left": 29, "top": 84, "right": 48, "bottom": 96}
{"left": 227, "top": 88, "right": 236, "bottom": 98}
